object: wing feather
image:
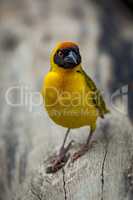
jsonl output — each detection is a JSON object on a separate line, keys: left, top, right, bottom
{"left": 80, "top": 68, "right": 110, "bottom": 118}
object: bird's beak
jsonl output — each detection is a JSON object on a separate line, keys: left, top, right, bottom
{"left": 64, "top": 51, "right": 78, "bottom": 65}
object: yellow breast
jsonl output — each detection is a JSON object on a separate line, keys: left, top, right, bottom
{"left": 42, "top": 70, "right": 98, "bottom": 128}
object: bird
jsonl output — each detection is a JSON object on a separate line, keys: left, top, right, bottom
{"left": 41, "top": 41, "right": 109, "bottom": 173}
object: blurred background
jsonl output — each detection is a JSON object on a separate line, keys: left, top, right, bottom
{"left": 0, "top": 0, "right": 133, "bottom": 199}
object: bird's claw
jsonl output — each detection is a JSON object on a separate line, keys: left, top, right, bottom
{"left": 46, "top": 140, "right": 74, "bottom": 173}
{"left": 46, "top": 153, "right": 70, "bottom": 173}
{"left": 71, "top": 143, "right": 91, "bottom": 162}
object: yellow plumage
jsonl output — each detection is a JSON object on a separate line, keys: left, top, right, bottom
{"left": 43, "top": 68, "right": 98, "bottom": 129}
{"left": 41, "top": 42, "right": 110, "bottom": 172}
{"left": 42, "top": 41, "right": 109, "bottom": 130}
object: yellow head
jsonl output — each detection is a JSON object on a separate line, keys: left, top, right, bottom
{"left": 50, "top": 41, "right": 82, "bottom": 71}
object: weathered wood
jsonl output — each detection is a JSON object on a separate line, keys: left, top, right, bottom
{"left": 14, "top": 113, "right": 133, "bottom": 200}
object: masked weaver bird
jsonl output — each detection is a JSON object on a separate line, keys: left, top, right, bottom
{"left": 41, "top": 41, "right": 109, "bottom": 173}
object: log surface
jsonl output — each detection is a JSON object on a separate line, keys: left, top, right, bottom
{"left": 15, "top": 114, "right": 133, "bottom": 200}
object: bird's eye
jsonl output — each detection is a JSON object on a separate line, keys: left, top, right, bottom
{"left": 58, "top": 50, "right": 63, "bottom": 57}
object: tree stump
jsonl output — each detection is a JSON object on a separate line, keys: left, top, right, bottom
{"left": 15, "top": 113, "right": 133, "bottom": 200}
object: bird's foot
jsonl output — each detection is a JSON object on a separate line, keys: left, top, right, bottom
{"left": 71, "top": 144, "right": 90, "bottom": 162}
{"left": 71, "top": 141, "right": 96, "bottom": 162}
{"left": 46, "top": 140, "right": 73, "bottom": 173}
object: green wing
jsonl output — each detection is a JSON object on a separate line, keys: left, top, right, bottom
{"left": 80, "top": 68, "right": 110, "bottom": 118}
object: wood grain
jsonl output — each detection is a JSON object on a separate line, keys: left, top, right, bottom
{"left": 14, "top": 113, "right": 133, "bottom": 200}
